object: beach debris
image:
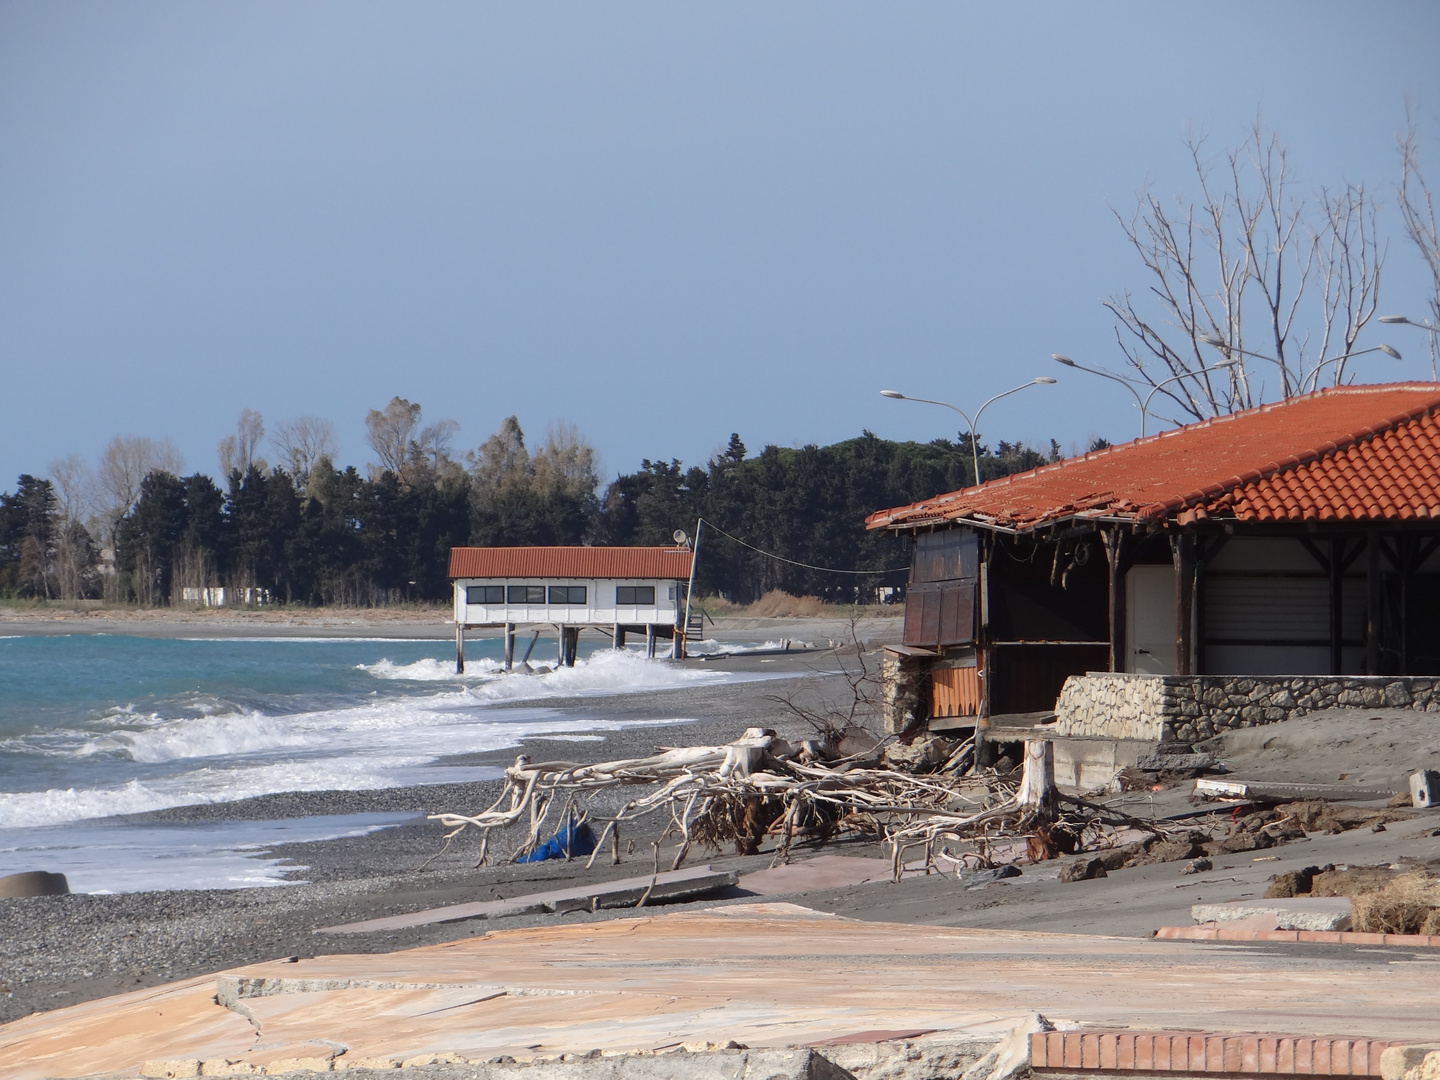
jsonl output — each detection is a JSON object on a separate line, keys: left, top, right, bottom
{"left": 1411, "top": 768, "right": 1439, "bottom": 808}
{"left": 515, "top": 816, "right": 597, "bottom": 863}
{"left": 0, "top": 870, "right": 69, "bottom": 899}
{"left": 430, "top": 729, "right": 1185, "bottom": 877}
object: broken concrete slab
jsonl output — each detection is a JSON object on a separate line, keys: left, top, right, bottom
{"left": 1411, "top": 770, "right": 1439, "bottom": 808}
{"left": 736, "top": 855, "right": 891, "bottom": 895}
{"left": 1381, "top": 1042, "right": 1440, "bottom": 1080}
{"left": 316, "top": 866, "right": 738, "bottom": 934}
{"left": 1192, "top": 896, "right": 1353, "bottom": 931}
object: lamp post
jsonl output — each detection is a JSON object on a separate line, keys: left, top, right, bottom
{"left": 1380, "top": 314, "right": 1440, "bottom": 334}
{"left": 1197, "top": 335, "right": 1402, "bottom": 391}
{"left": 1140, "top": 360, "right": 1238, "bottom": 434}
{"left": 1051, "top": 354, "right": 1145, "bottom": 436}
{"left": 1380, "top": 315, "right": 1440, "bottom": 379}
{"left": 880, "top": 377, "right": 1057, "bottom": 487}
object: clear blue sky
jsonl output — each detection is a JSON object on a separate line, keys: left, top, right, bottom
{"left": 2, "top": 2, "right": 1439, "bottom": 488}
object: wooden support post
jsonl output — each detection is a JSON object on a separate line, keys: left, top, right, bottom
{"left": 1016, "top": 739, "right": 1057, "bottom": 821}
{"left": 1329, "top": 537, "right": 1344, "bottom": 676}
{"left": 557, "top": 625, "right": 566, "bottom": 666}
{"left": 612, "top": 624, "right": 625, "bottom": 649}
{"left": 455, "top": 624, "right": 465, "bottom": 675}
{"left": 1170, "top": 533, "right": 1195, "bottom": 676}
{"left": 1103, "top": 527, "right": 1128, "bottom": 672}
{"left": 670, "top": 624, "right": 682, "bottom": 659}
{"left": 503, "top": 623, "right": 515, "bottom": 670}
{"left": 645, "top": 624, "right": 657, "bottom": 659}
{"left": 1366, "top": 532, "right": 1380, "bottom": 675}
{"left": 1400, "top": 535, "right": 1413, "bottom": 674}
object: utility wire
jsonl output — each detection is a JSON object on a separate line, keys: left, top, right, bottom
{"left": 697, "top": 518, "right": 910, "bottom": 576}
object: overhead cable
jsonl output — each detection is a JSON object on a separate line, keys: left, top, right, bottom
{"left": 697, "top": 518, "right": 909, "bottom": 576}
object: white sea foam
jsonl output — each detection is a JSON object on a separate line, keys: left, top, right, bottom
{"left": 0, "top": 695, "right": 693, "bottom": 829}
{"left": 360, "top": 647, "right": 729, "bottom": 698}
{"left": 686, "top": 638, "right": 819, "bottom": 656}
{"left": 0, "top": 813, "right": 416, "bottom": 893}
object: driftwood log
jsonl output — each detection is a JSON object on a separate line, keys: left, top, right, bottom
{"left": 431, "top": 729, "right": 1168, "bottom": 879}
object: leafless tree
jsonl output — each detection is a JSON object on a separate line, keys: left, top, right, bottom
{"left": 365, "top": 397, "right": 423, "bottom": 478}
{"left": 415, "top": 418, "right": 460, "bottom": 470}
{"left": 532, "top": 421, "right": 600, "bottom": 498}
{"left": 47, "top": 455, "right": 95, "bottom": 602}
{"left": 271, "top": 415, "right": 337, "bottom": 483}
{"left": 366, "top": 397, "right": 461, "bottom": 483}
{"left": 1399, "top": 112, "right": 1440, "bottom": 379}
{"left": 94, "top": 435, "right": 182, "bottom": 549}
{"left": 218, "top": 408, "right": 267, "bottom": 478}
{"left": 1104, "top": 120, "right": 1387, "bottom": 424}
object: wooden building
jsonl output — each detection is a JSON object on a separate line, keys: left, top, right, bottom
{"left": 865, "top": 383, "right": 1440, "bottom": 732}
{"left": 449, "top": 546, "right": 695, "bottom": 671}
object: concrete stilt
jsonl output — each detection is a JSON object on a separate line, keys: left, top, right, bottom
{"left": 455, "top": 624, "right": 465, "bottom": 675}
{"left": 645, "top": 624, "right": 657, "bottom": 659}
{"left": 613, "top": 624, "right": 625, "bottom": 649}
{"left": 503, "top": 623, "right": 515, "bottom": 670}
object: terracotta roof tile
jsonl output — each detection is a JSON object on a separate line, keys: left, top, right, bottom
{"left": 866, "top": 383, "right": 1440, "bottom": 533}
{"left": 448, "top": 546, "right": 693, "bottom": 579}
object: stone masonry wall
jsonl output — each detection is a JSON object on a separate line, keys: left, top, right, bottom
{"left": 1055, "top": 672, "right": 1440, "bottom": 745}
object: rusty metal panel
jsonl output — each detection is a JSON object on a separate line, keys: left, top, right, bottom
{"left": 931, "top": 664, "right": 980, "bottom": 718}
{"left": 903, "top": 583, "right": 975, "bottom": 647}
{"left": 912, "top": 530, "right": 979, "bottom": 583}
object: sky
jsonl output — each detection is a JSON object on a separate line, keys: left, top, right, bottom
{"left": 2, "top": 2, "right": 1440, "bottom": 491}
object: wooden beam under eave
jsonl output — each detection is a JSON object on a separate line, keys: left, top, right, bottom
{"left": 1170, "top": 532, "right": 1195, "bottom": 676}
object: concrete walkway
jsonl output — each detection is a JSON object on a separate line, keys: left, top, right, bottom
{"left": 2, "top": 902, "right": 1436, "bottom": 1078}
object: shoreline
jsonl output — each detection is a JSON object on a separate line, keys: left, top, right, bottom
{"left": 0, "top": 606, "right": 902, "bottom": 642}
{"left": 0, "top": 649, "right": 864, "bottom": 1022}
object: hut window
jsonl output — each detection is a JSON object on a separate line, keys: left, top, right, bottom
{"left": 616, "top": 586, "right": 655, "bottom": 605}
{"left": 507, "top": 585, "right": 547, "bottom": 604}
{"left": 466, "top": 585, "right": 504, "bottom": 604}
{"left": 548, "top": 585, "right": 587, "bottom": 604}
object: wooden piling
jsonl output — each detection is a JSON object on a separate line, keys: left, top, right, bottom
{"left": 455, "top": 624, "right": 465, "bottom": 675}
{"left": 503, "top": 622, "right": 515, "bottom": 670}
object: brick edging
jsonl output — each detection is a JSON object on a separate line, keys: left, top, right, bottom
{"left": 1154, "top": 925, "right": 1440, "bottom": 947}
{"left": 1030, "top": 1031, "right": 1395, "bottom": 1075}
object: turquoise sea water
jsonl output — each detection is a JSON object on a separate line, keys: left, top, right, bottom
{"left": 0, "top": 633, "right": 744, "bottom": 891}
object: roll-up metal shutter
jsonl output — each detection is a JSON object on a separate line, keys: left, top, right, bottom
{"left": 1204, "top": 574, "right": 1328, "bottom": 645}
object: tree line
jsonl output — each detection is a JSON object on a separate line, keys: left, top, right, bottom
{"left": 0, "top": 400, "right": 1068, "bottom": 606}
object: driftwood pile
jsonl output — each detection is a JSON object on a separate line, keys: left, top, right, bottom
{"left": 430, "top": 728, "right": 1183, "bottom": 879}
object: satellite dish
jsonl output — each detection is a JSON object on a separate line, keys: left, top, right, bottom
{"left": 673, "top": 529, "right": 689, "bottom": 547}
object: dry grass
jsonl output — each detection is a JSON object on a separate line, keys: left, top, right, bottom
{"left": 698, "top": 590, "right": 861, "bottom": 619}
{"left": 1350, "top": 872, "right": 1440, "bottom": 935}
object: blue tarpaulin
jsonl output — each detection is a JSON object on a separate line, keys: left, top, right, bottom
{"left": 516, "top": 819, "right": 597, "bottom": 863}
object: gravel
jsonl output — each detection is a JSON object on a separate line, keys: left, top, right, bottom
{"left": 0, "top": 650, "right": 856, "bottom": 1024}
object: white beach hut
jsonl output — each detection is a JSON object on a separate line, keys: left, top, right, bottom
{"left": 449, "top": 545, "right": 696, "bottom": 671}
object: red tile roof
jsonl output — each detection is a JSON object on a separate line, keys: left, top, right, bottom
{"left": 449, "top": 546, "right": 693, "bottom": 580}
{"left": 865, "top": 383, "right": 1440, "bottom": 534}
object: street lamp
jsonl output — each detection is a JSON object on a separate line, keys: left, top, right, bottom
{"left": 880, "top": 377, "right": 1057, "bottom": 487}
{"left": 1192, "top": 338, "right": 1405, "bottom": 394}
{"left": 1051, "top": 354, "right": 1146, "bottom": 436}
{"left": 1141, "top": 360, "right": 1238, "bottom": 435}
{"left": 1198, "top": 334, "right": 1402, "bottom": 391}
{"left": 1301, "top": 344, "right": 1402, "bottom": 391}
{"left": 1380, "top": 314, "right": 1440, "bottom": 334}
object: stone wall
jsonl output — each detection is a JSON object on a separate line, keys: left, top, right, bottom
{"left": 1055, "top": 672, "right": 1440, "bottom": 745}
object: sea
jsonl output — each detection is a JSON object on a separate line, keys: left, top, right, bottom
{"left": 0, "top": 633, "right": 781, "bottom": 894}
